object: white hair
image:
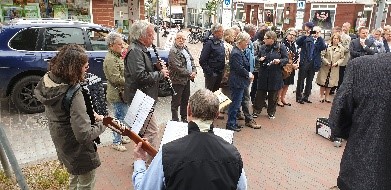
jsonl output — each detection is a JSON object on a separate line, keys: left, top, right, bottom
{"left": 106, "top": 32, "right": 123, "bottom": 46}
{"left": 129, "top": 20, "right": 154, "bottom": 42}
{"left": 313, "top": 26, "right": 322, "bottom": 32}
{"left": 211, "top": 23, "right": 223, "bottom": 33}
{"left": 235, "top": 32, "right": 250, "bottom": 46}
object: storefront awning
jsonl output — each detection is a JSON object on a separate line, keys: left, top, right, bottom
{"left": 308, "top": 0, "right": 355, "bottom": 3}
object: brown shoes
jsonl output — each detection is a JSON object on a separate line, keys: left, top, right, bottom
{"left": 245, "top": 120, "right": 261, "bottom": 129}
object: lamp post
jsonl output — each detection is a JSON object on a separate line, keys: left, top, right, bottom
{"left": 170, "top": 0, "right": 172, "bottom": 28}
{"left": 156, "top": 0, "right": 160, "bottom": 47}
{"left": 375, "top": 0, "right": 386, "bottom": 28}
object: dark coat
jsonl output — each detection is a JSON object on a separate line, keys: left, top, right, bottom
{"left": 124, "top": 41, "right": 164, "bottom": 103}
{"left": 257, "top": 43, "right": 288, "bottom": 91}
{"left": 329, "top": 53, "right": 391, "bottom": 190}
{"left": 34, "top": 73, "right": 105, "bottom": 175}
{"left": 296, "top": 35, "right": 327, "bottom": 71}
{"left": 349, "top": 38, "right": 377, "bottom": 60}
{"left": 168, "top": 44, "right": 197, "bottom": 85}
{"left": 228, "top": 46, "right": 250, "bottom": 89}
{"left": 383, "top": 39, "right": 390, "bottom": 53}
{"left": 199, "top": 36, "right": 225, "bottom": 76}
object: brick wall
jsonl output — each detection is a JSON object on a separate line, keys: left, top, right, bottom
{"left": 335, "top": 4, "right": 364, "bottom": 29}
{"left": 92, "top": 0, "right": 114, "bottom": 27}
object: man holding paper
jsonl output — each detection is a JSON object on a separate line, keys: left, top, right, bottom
{"left": 123, "top": 20, "right": 169, "bottom": 149}
{"left": 132, "top": 89, "right": 247, "bottom": 190}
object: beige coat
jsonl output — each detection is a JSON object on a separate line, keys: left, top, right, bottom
{"left": 221, "top": 42, "right": 233, "bottom": 85}
{"left": 103, "top": 50, "right": 125, "bottom": 103}
{"left": 316, "top": 44, "right": 345, "bottom": 87}
{"left": 339, "top": 33, "right": 351, "bottom": 66}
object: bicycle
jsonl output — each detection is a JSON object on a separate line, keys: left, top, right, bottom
{"left": 188, "top": 26, "right": 203, "bottom": 44}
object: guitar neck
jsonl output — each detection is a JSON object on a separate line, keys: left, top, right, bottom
{"left": 103, "top": 117, "right": 158, "bottom": 157}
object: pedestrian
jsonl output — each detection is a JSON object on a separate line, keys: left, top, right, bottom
{"left": 226, "top": 32, "right": 258, "bottom": 132}
{"left": 220, "top": 28, "right": 236, "bottom": 114}
{"left": 253, "top": 31, "right": 288, "bottom": 119}
{"left": 34, "top": 44, "right": 106, "bottom": 189}
{"left": 168, "top": 32, "right": 197, "bottom": 122}
{"left": 369, "top": 28, "right": 385, "bottom": 53}
{"left": 250, "top": 28, "right": 268, "bottom": 104}
{"left": 132, "top": 89, "right": 247, "bottom": 190}
{"left": 295, "top": 24, "right": 327, "bottom": 104}
{"left": 103, "top": 32, "right": 131, "bottom": 152}
{"left": 123, "top": 20, "right": 169, "bottom": 150}
{"left": 349, "top": 27, "right": 377, "bottom": 60}
{"left": 277, "top": 28, "right": 299, "bottom": 107}
{"left": 329, "top": 53, "right": 391, "bottom": 190}
{"left": 316, "top": 33, "right": 345, "bottom": 103}
{"left": 199, "top": 23, "right": 225, "bottom": 92}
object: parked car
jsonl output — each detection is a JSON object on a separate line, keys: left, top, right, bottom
{"left": 0, "top": 18, "right": 169, "bottom": 114}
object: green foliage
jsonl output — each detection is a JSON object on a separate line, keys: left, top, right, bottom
{"left": 53, "top": 167, "right": 69, "bottom": 185}
{"left": 0, "top": 171, "right": 14, "bottom": 190}
{"left": 205, "top": 0, "right": 220, "bottom": 16}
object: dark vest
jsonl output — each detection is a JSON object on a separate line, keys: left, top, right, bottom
{"left": 162, "top": 121, "right": 243, "bottom": 190}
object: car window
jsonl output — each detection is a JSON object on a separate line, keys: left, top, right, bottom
{"left": 9, "top": 28, "right": 39, "bottom": 51}
{"left": 43, "top": 27, "right": 85, "bottom": 51}
{"left": 86, "top": 29, "right": 109, "bottom": 51}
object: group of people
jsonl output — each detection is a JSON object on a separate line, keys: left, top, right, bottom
{"left": 31, "top": 17, "right": 391, "bottom": 190}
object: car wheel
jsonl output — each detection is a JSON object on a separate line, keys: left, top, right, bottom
{"left": 11, "top": 75, "right": 44, "bottom": 114}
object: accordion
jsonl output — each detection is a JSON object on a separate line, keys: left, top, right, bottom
{"left": 316, "top": 117, "right": 332, "bottom": 141}
{"left": 82, "top": 73, "right": 109, "bottom": 116}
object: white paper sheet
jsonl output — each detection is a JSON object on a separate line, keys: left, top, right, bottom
{"left": 124, "top": 90, "right": 155, "bottom": 134}
{"left": 159, "top": 121, "right": 234, "bottom": 150}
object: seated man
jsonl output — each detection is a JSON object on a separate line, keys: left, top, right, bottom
{"left": 132, "top": 89, "right": 247, "bottom": 190}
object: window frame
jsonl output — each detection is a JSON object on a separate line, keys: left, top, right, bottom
{"left": 9, "top": 27, "right": 42, "bottom": 51}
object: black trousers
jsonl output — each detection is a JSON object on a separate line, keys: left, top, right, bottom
{"left": 253, "top": 90, "right": 278, "bottom": 116}
{"left": 250, "top": 71, "right": 258, "bottom": 103}
{"left": 205, "top": 73, "right": 223, "bottom": 92}
{"left": 296, "top": 62, "right": 315, "bottom": 101}
{"left": 338, "top": 66, "right": 346, "bottom": 89}
{"left": 171, "top": 81, "right": 190, "bottom": 121}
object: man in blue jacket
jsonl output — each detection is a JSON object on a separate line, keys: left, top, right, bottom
{"left": 296, "top": 23, "right": 327, "bottom": 104}
{"left": 199, "top": 23, "right": 225, "bottom": 92}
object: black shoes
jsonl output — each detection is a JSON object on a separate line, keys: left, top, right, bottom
{"left": 226, "top": 125, "right": 241, "bottom": 132}
{"left": 297, "top": 98, "right": 311, "bottom": 104}
{"left": 296, "top": 99, "right": 305, "bottom": 104}
{"left": 303, "top": 99, "right": 312, "bottom": 103}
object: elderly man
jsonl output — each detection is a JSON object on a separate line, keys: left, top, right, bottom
{"left": 295, "top": 23, "right": 327, "bottom": 104}
{"left": 132, "top": 89, "right": 247, "bottom": 190}
{"left": 199, "top": 23, "right": 225, "bottom": 92}
{"left": 336, "top": 24, "right": 352, "bottom": 93}
{"left": 168, "top": 32, "right": 197, "bottom": 122}
{"left": 123, "top": 20, "right": 169, "bottom": 150}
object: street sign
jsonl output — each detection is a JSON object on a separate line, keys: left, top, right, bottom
{"left": 297, "top": 1, "right": 306, "bottom": 10}
{"left": 223, "top": 0, "right": 231, "bottom": 9}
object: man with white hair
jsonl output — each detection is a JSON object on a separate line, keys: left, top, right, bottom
{"left": 123, "top": 20, "right": 169, "bottom": 150}
{"left": 296, "top": 23, "right": 327, "bottom": 104}
{"left": 199, "top": 23, "right": 225, "bottom": 92}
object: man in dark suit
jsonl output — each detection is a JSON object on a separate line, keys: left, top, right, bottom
{"left": 329, "top": 53, "right": 391, "bottom": 190}
{"left": 349, "top": 27, "right": 377, "bottom": 60}
{"left": 295, "top": 23, "right": 327, "bottom": 104}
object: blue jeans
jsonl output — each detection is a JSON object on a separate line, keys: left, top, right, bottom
{"left": 112, "top": 102, "right": 129, "bottom": 144}
{"left": 227, "top": 87, "right": 245, "bottom": 127}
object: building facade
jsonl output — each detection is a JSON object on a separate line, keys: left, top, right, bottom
{"left": 233, "top": 0, "right": 389, "bottom": 31}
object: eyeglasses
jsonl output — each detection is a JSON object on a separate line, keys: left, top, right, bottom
{"left": 289, "top": 33, "right": 297, "bottom": 37}
{"left": 176, "top": 37, "right": 186, "bottom": 40}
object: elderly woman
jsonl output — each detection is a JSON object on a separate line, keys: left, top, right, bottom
{"left": 369, "top": 28, "right": 385, "bottom": 53}
{"left": 226, "top": 32, "right": 255, "bottom": 132}
{"left": 253, "top": 31, "right": 288, "bottom": 119}
{"left": 220, "top": 28, "right": 236, "bottom": 113}
{"left": 168, "top": 32, "right": 197, "bottom": 122}
{"left": 316, "top": 33, "right": 345, "bottom": 103}
{"left": 277, "top": 28, "right": 299, "bottom": 107}
{"left": 103, "top": 32, "right": 131, "bottom": 152}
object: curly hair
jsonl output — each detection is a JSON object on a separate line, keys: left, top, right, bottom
{"left": 49, "top": 44, "right": 88, "bottom": 85}
{"left": 188, "top": 89, "right": 219, "bottom": 121}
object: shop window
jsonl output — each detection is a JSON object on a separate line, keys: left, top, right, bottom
{"left": 43, "top": 27, "right": 84, "bottom": 51}
{"left": 9, "top": 28, "right": 40, "bottom": 51}
{"left": 310, "top": 9, "right": 336, "bottom": 30}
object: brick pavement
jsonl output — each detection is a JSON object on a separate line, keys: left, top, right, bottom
{"left": 95, "top": 93, "right": 345, "bottom": 190}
